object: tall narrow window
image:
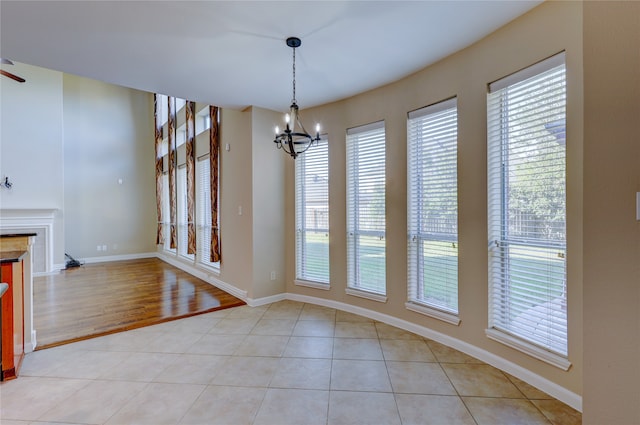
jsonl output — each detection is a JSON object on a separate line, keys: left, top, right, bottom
{"left": 196, "top": 156, "right": 220, "bottom": 269}
{"left": 487, "top": 52, "right": 568, "bottom": 366}
{"left": 346, "top": 121, "right": 386, "bottom": 298}
{"left": 161, "top": 172, "right": 173, "bottom": 253}
{"left": 407, "top": 98, "right": 459, "bottom": 323}
{"left": 177, "top": 165, "right": 193, "bottom": 260}
{"left": 295, "top": 137, "right": 330, "bottom": 285}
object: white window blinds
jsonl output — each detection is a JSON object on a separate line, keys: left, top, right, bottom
{"left": 487, "top": 52, "right": 568, "bottom": 360}
{"left": 196, "top": 156, "right": 219, "bottom": 268}
{"left": 407, "top": 98, "right": 459, "bottom": 318}
{"left": 295, "top": 138, "right": 330, "bottom": 284}
{"left": 346, "top": 121, "right": 386, "bottom": 295}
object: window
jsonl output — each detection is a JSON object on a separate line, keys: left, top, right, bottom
{"left": 196, "top": 109, "right": 211, "bottom": 135}
{"left": 156, "top": 100, "right": 220, "bottom": 270}
{"left": 177, "top": 165, "right": 193, "bottom": 260}
{"left": 161, "top": 172, "right": 173, "bottom": 252}
{"left": 175, "top": 98, "right": 186, "bottom": 114}
{"left": 295, "top": 137, "right": 329, "bottom": 285}
{"left": 176, "top": 126, "right": 186, "bottom": 148}
{"left": 487, "top": 52, "right": 568, "bottom": 366}
{"left": 196, "top": 156, "right": 219, "bottom": 269}
{"left": 346, "top": 121, "right": 386, "bottom": 298}
{"left": 407, "top": 98, "right": 459, "bottom": 323}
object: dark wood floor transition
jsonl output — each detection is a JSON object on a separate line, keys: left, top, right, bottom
{"left": 33, "top": 258, "right": 245, "bottom": 350}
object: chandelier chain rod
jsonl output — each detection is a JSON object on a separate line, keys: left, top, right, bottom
{"left": 291, "top": 46, "right": 296, "bottom": 105}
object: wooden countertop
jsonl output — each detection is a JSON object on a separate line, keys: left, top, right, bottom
{"left": 0, "top": 250, "right": 28, "bottom": 264}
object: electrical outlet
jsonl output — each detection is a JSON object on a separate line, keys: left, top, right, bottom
{"left": 102, "top": 245, "right": 107, "bottom": 251}
{"left": 270, "top": 271, "right": 276, "bottom": 280}
{"left": 97, "top": 245, "right": 101, "bottom": 251}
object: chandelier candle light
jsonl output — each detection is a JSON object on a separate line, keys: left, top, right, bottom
{"left": 274, "top": 37, "right": 320, "bottom": 159}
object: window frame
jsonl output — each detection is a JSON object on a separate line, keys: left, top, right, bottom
{"left": 346, "top": 120, "right": 387, "bottom": 301}
{"left": 177, "top": 164, "right": 194, "bottom": 260}
{"left": 295, "top": 136, "right": 330, "bottom": 288}
{"left": 406, "top": 97, "right": 460, "bottom": 325}
{"left": 196, "top": 154, "right": 220, "bottom": 271}
{"left": 486, "top": 52, "right": 570, "bottom": 369}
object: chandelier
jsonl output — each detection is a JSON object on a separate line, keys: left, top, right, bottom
{"left": 273, "top": 37, "right": 320, "bottom": 159}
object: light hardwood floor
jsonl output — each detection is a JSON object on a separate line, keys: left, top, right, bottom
{"left": 33, "top": 258, "right": 244, "bottom": 349}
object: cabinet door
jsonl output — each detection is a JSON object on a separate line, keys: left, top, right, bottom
{"left": 0, "top": 263, "right": 16, "bottom": 379}
{"left": 11, "top": 262, "right": 24, "bottom": 364}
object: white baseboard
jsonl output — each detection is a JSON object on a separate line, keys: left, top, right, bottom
{"left": 50, "top": 253, "right": 161, "bottom": 273}
{"left": 80, "top": 252, "right": 157, "bottom": 265}
{"left": 246, "top": 293, "right": 287, "bottom": 307}
{"left": 285, "top": 292, "right": 582, "bottom": 412}
{"left": 156, "top": 252, "right": 248, "bottom": 301}
{"left": 25, "top": 329, "right": 37, "bottom": 353}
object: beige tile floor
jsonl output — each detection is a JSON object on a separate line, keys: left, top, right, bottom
{"left": 1, "top": 300, "right": 582, "bottom": 425}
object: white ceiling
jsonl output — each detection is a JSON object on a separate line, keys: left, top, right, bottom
{"left": 0, "top": 1, "right": 542, "bottom": 112}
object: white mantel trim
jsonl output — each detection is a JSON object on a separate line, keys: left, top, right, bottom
{"left": 0, "top": 208, "right": 56, "bottom": 273}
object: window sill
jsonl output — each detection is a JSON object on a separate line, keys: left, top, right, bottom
{"left": 405, "top": 302, "right": 461, "bottom": 326}
{"left": 295, "top": 279, "right": 330, "bottom": 290}
{"left": 345, "top": 287, "right": 387, "bottom": 303}
{"left": 485, "top": 328, "right": 571, "bottom": 371}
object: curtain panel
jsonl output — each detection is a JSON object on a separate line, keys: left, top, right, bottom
{"left": 185, "top": 101, "right": 197, "bottom": 254}
{"left": 209, "top": 106, "right": 221, "bottom": 262}
{"left": 168, "top": 96, "right": 177, "bottom": 249}
{"left": 153, "top": 94, "right": 165, "bottom": 245}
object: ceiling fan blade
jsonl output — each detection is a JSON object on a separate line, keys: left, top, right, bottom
{"left": 0, "top": 69, "right": 26, "bottom": 83}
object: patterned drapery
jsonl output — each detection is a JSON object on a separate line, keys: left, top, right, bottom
{"left": 153, "top": 94, "right": 165, "bottom": 245}
{"left": 185, "top": 101, "right": 197, "bottom": 254}
{"left": 167, "top": 96, "right": 177, "bottom": 249}
{"left": 210, "top": 106, "right": 221, "bottom": 262}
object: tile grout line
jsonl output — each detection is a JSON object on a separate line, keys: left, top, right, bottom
{"left": 434, "top": 356, "right": 479, "bottom": 425}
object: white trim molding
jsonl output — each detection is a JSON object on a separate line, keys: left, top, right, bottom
{"left": 0, "top": 208, "right": 56, "bottom": 274}
{"left": 405, "top": 301, "right": 461, "bottom": 326}
{"left": 295, "top": 279, "right": 330, "bottom": 291}
{"left": 81, "top": 252, "right": 157, "bottom": 265}
{"left": 246, "top": 293, "right": 286, "bottom": 307}
{"left": 486, "top": 328, "right": 572, "bottom": 371}
{"left": 345, "top": 287, "right": 387, "bottom": 303}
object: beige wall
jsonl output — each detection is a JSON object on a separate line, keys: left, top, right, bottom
{"left": 0, "top": 65, "right": 156, "bottom": 265}
{"left": 210, "top": 106, "right": 287, "bottom": 300}
{"left": 217, "top": 108, "right": 253, "bottom": 295}
{"left": 582, "top": 2, "right": 640, "bottom": 424}
{"left": 285, "top": 0, "right": 584, "bottom": 399}
{"left": 63, "top": 74, "right": 156, "bottom": 259}
{"left": 250, "top": 107, "right": 287, "bottom": 299}
{"left": 0, "top": 63, "right": 65, "bottom": 264}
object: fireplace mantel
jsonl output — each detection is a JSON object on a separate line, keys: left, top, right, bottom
{"left": 0, "top": 209, "right": 56, "bottom": 274}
